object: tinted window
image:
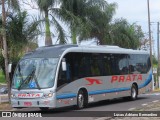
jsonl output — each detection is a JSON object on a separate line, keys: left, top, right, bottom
{"left": 128, "top": 54, "right": 151, "bottom": 74}
{"left": 117, "top": 54, "right": 129, "bottom": 75}
{"left": 57, "top": 52, "right": 151, "bottom": 87}
{"left": 103, "top": 54, "right": 119, "bottom": 75}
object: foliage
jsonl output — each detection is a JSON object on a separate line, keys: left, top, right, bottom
{"left": 34, "top": 0, "right": 144, "bottom": 48}
{"left": 0, "top": 11, "right": 39, "bottom": 77}
{"left": 109, "top": 19, "right": 144, "bottom": 49}
{"left": 0, "top": 70, "right": 6, "bottom": 83}
{"left": 35, "top": 0, "right": 67, "bottom": 45}
{"left": 58, "top": 1, "right": 144, "bottom": 48}
{"left": 79, "top": 2, "right": 117, "bottom": 45}
{"left": 6, "top": 11, "right": 40, "bottom": 58}
{"left": 152, "top": 55, "right": 158, "bottom": 65}
{"left": 7, "top": 0, "right": 20, "bottom": 11}
{"left": 58, "top": 0, "right": 117, "bottom": 44}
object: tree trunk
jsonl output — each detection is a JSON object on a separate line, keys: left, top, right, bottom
{"left": 45, "top": 10, "right": 52, "bottom": 46}
{"left": 71, "top": 27, "right": 77, "bottom": 44}
{"left": 2, "top": 0, "right": 11, "bottom": 102}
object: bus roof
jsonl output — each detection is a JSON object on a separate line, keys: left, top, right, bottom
{"left": 22, "top": 44, "right": 149, "bottom": 59}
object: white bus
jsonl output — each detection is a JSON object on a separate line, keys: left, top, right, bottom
{"left": 11, "top": 45, "right": 152, "bottom": 110}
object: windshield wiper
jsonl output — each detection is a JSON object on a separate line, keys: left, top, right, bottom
{"left": 18, "top": 68, "right": 35, "bottom": 90}
{"left": 18, "top": 68, "right": 41, "bottom": 90}
{"left": 33, "top": 74, "right": 41, "bottom": 90}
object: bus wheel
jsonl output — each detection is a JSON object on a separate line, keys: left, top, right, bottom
{"left": 77, "top": 90, "right": 85, "bottom": 109}
{"left": 131, "top": 84, "right": 138, "bottom": 100}
{"left": 39, "top": 107, "right": 49, "bottom": 111}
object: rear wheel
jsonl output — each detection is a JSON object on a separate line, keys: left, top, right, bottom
{"left": 130, "top": 84, "right": 138, "bottom": 100}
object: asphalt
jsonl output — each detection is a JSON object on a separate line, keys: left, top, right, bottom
{"left": 94, "top": 91, "right": 160, "bottom": 120}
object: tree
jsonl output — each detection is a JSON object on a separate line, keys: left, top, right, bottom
{"left": 35, "top": 0, "right": 54, "bottom": 45}
{"left": 1, "top": 0, "right": 20, "bottom": 101}
{"left": 34, "top": 0, "right": 68, "bottom": 45}
{"left": 6, "top": 11, "right": 40, "bottom": 59}
{"left": 0, "top": 9, "right": 39, "bottom": 101}
{"left": 152, "top": 55, "right": 158, "bottom": 65}
{"left": 59, "top": 0, "right": 117, "bottom": 44}
{"left": 109, "top": 19, "right": 144, "bottom": 49}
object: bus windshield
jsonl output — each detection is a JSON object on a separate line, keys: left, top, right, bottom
{"left": 12, "top": 58, "right": 58, "bottom": 89}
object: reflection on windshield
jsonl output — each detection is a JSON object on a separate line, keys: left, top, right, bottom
{"left": 12, "top": 58, "right": 58, "bottom": 89}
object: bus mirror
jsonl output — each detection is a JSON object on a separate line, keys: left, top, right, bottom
{"left": 8, "top": 63, "right": 12, "bottom": 73}
{"left": 62, "top": 59, "right": 67, "bottom": 71}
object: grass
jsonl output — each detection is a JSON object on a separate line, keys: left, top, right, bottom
{"left": 153, "top": 88, "right": 160, "bottom": 92}
{"left": 0, "top": 102, "right": 12, "bottom": 111}
{"left": 0, "top": 70, "right": 6, "bottom": 84}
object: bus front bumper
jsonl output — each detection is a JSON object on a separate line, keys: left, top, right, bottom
{"left": 11, "top": 96, "right": 56, "bottom": 108}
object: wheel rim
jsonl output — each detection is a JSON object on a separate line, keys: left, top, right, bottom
{"left": 132, "top": 87, "right": 136, "bottom": 99}
{"left": 78, "top": 94, "right": 84, "bottom": 108}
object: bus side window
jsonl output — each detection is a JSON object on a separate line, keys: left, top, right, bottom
{"left": 103, "top": 54, "right": 115, "bottom": 75}
{"left": 78, "top": 54, "right": 92, "bottom": 78}
{"left": 91, "top": 59, "right": 100, "bottom": 76}
{"left": 57, "top": 62, "right": 71, "bottom": 87}
{"left": 57, "top": 65, "right": 66, "bottom": 87}
{"left": 66, "top": 63, "right": 71, "bottom": 81}
{"left": 118, "top": 54, "right": 129, "bottom": 75}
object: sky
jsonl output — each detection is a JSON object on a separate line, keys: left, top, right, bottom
{"left": 23, "top": 0, "right": 160, "bottom": 56}
{"left": 107, "top": 0, "right": 160, "bottom": 56}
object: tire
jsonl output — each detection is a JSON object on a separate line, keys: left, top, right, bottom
{"left": 77, "top": 90, "right": 87, "bottom": 109}
{"left": 4, "top": 90, "right": 7, "bottom": 94}
{"left": 130, "top": 84, "right": 138, "bottom": 101}
{"left": 39, "top": 107, "right": 49, "bottom": 111}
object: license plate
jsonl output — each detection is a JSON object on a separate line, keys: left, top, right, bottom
{"left": 24, "top": 102, "right": 32, "bottom": 106}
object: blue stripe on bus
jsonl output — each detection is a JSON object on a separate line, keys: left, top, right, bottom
{"left": 88, "top": 87, "right": 130, "bottom": 95}
{"left": 56, "top": 72, "right": 152, "bottom": 99}
{"left": 138, "top": 72, "right": 152, "bottom": 89}
{"left": 56, "top": 93, "right": 76, "bottom": 99}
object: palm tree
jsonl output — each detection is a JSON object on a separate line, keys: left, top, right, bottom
{"left": 0, "top": 10, "right": 40, "bottom": 86}
{"left": 1, "top": 0, "right": 20, "bottom": 101}
{"left": 35, "top": 0, "right": 67, "bottom": 45}
{"left": 36, "top": 0, "right": 54, "bottom": 45}
{"left": 7, "top": 11, "right": 40, "bottom": 58}
{"left": 109, "top": 19, "right": 144, "bottom": 49}
{"left": 78, "top": 2, "right": 117, "bottom": 45}
{"left": 59, "top": 0, "right": 117, "bottom": 44}
{"left": 35, "top": 0, "right": 116, "bottom": 45}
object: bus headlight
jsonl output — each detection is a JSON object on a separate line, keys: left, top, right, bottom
{"left": 11, "top": 93, "right": 16, "bottom": 98}
{"left": 44, "top": 93, "right": 53, "bottom": 98}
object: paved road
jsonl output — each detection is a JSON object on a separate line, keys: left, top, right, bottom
{"left": 15, "top": 92, "right": 160, "bottom": 117}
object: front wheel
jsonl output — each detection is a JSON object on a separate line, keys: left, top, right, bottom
{"left": 130, "top": 85, "right": 138, "bottom": 100}
{"left": 39, "top": 107, "right": 49, "bottom": 111}
{"left": 77, "top": 90, "right": 87, "bottom": 109}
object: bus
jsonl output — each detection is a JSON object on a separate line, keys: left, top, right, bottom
{"left": 11, "top": 44, "right": 152, "bottom": 110}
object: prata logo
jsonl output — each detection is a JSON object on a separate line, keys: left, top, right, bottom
{"left": 85, "top": 78, "right": 102, "bottom": 86}
{"left": 17, "top": 93, "right": 42, "bottom": 98}
{"left": 111, "top": 74, "right": 143, "bottom": 83}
